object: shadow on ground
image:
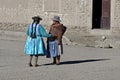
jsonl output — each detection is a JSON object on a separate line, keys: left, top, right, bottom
{"left": 43, "top": 59, "right": 110, "bottom": 66}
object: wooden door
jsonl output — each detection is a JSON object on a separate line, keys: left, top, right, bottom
{"left": 101, "top": 0, "right": 111, "bottom": 29}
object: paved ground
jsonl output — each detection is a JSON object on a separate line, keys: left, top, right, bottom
{"left": 0, "top": 40, "right": 120, "bottom": 80}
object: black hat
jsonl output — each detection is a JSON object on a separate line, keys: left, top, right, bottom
{"left": 32, "top": 16, "right": 42, "bottom": 21}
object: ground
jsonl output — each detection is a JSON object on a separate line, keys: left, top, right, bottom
{"left": 0, "top": 40, "right": 120, "bottom": 80}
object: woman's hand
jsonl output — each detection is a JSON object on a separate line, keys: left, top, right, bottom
{"left": 57, "top": 41, "right": 61, "bottom": 45}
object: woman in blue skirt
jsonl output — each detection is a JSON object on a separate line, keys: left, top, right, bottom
{"left": 24, "top": 16, "right": 51, "bottom": 67}
{"left": 47, "top": 16, "right": 64, "bottom": 65}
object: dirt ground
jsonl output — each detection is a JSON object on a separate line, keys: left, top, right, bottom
{"left": 0, "top": 40, "right": 120, "bottom": 80}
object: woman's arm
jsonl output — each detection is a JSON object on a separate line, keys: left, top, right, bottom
{"left": 26, "top": 25, "right": 30, "bottom": 36}
{"left": 57, "top": 24, "right": 63, "bottom": 45}
{"left": 39, "top": 25, "right": 51, "bottom": 38}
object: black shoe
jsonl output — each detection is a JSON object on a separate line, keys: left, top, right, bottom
{"left": 53, "top": 62, "right": 56, "bottom": 64}
{"left": 29, "top": 63, "right": 33, "bottom": 67}
{"left": 34, "top": 64, "right": 39, "bottom": 67}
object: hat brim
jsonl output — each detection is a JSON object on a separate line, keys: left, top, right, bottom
{"left": 52, "top": 18, "right": 61, "bottom": 22}
{"left": 32, "top": 16, "right": 42, "bottom": 20}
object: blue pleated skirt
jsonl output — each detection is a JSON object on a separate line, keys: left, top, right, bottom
{"left": 48, "top": 40, "right": 63, "bottom": 58}
{"left": 24, "top": 36, "right": 47, "bottom": 56}
{"left": 49, "top": 40, "right": 58, "bottom": 58}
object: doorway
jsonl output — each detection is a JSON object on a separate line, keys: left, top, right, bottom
{"left": 92, "top": 0, "right": 102, "bottom": 29}
{"left": 92, "top": 0, "right": 111, "bottom": 29}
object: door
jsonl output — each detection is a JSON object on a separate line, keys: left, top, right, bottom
{"left": 101, "top": 0, "right": 111, "bottom": 29}
{"left": 92, "top": 0, "right": 111, "bottom": 29}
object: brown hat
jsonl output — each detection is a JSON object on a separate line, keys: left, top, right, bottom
{"left": 32, "top": 16, "right": 42, "bottom": 21}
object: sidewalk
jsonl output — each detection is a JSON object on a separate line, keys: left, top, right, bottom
{"left": 0, "top": 40, "right": 120, "bottom": 80}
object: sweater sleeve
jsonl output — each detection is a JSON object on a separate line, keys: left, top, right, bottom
{"left": 39, "top": 25, "right": 51, "bottom": 38}
{"left": 57, "top": 24, "right": 63, "bottom": 43}
{"left": 26, "top": 25, "right": 30, "bottom": 36}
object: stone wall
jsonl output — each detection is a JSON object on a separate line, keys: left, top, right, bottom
{"left": 0, "top": 0, "right": 29, "bottom": 23}
{"left": 0, "top": 0, "right": 120, "bottom": 35}
{"left": 1, "top": 0, "right": 120, "bottom": 48}
{"left": 111, "top": 0, "right": 120, "bottom": 34}
{"left": 0, "top": 22, "right": 27, "bottom": 32}
{"left": 0, "top": 0, "right": 92, "bottom": 33}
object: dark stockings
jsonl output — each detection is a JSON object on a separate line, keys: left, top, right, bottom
{"left": 53, "top": 55, "right": 61, "bottom": 65}
{"left": 29, "top": 55, "right": 38, "bottom": 67}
